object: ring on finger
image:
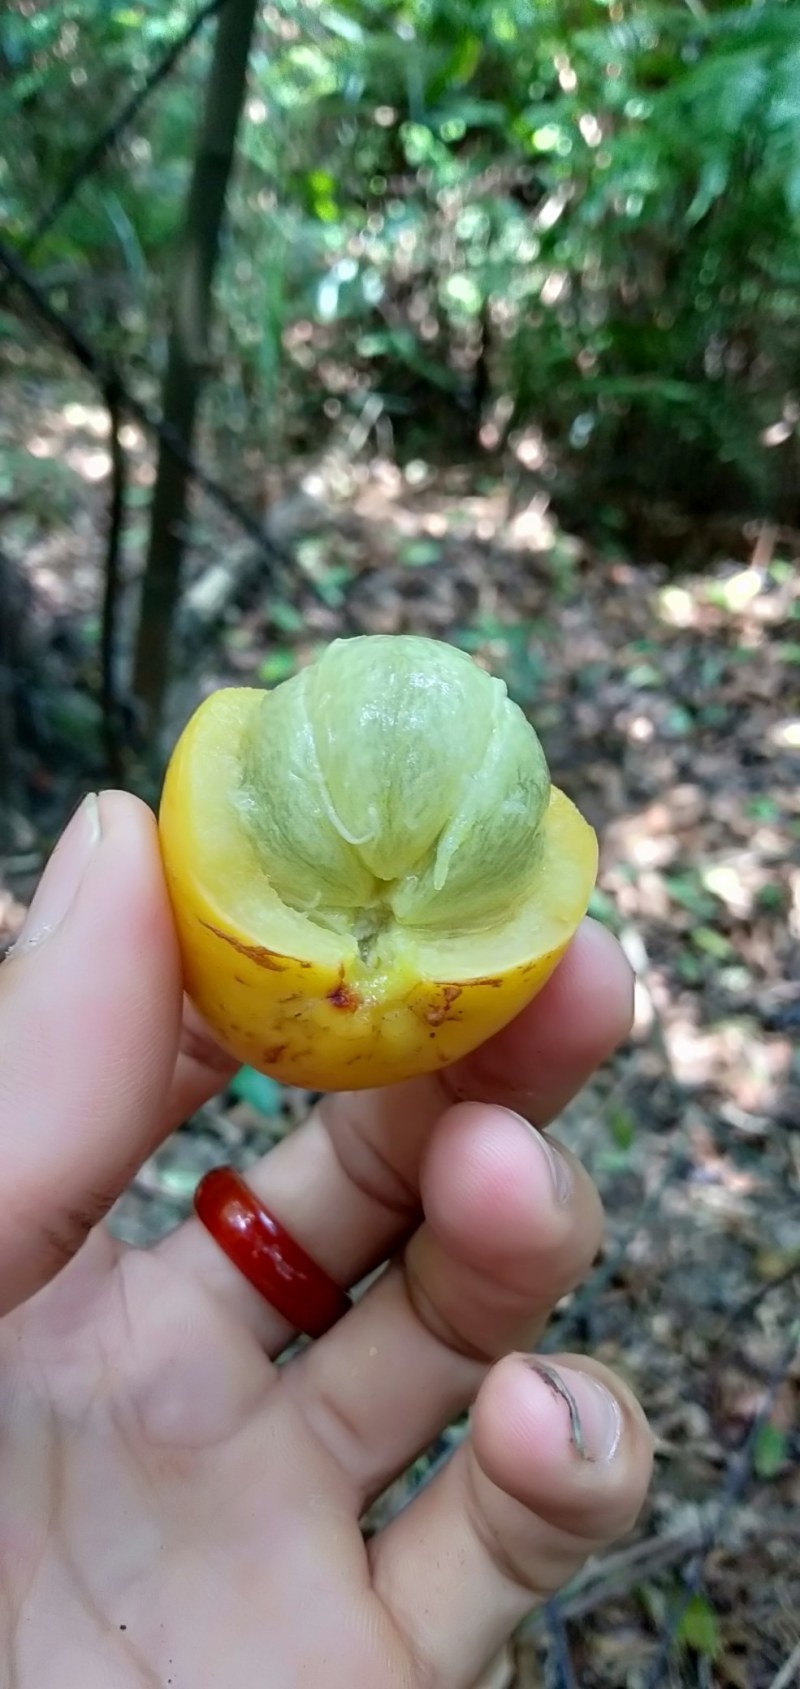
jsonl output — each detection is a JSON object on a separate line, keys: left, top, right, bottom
{"left": 194, "top": 1164, "right": 352, "bottom": 1338}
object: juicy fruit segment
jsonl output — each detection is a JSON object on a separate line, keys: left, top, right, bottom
{"left": 237, "top": 636, "right": 551, "bottom": 933}
{"left": 159, "top": 638, "right": 598, "bottom": 1091}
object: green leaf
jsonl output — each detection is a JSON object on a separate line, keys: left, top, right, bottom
{"left": 443, "top": 33, "right": 482, "bottom": 88}
{"left": 595, "top": 1147, "right": 638, "bottom": 1174}
{"left": 753, "top": 1420, "right": 788, "bottom": 1480}
{"left": 315, "top": 563, "right": 352, "bottom": 607}
{"left": 664, "top": 874, "right": 717, "bottom": 919}
{"left": 319, "top": 4, "right": 364, "bottom": 45}
{"left": 686, "top": 155, "right": 729, "bottom": 225}
{"left": 746, "top": 796, "right": 780, "bottom": 822}
{"left": 679, "top": 1593, "right": 720, "bottom": 1659}
{"left": 608, "top": 1105, "right": 636, "bottom": 1150}
{"left": 259, "top": 650, "right": 297, "bottom": 684}
{"left": 757, "top": 883, "right": 785, "bottom": 912}
{"left": 441, "top": 272, "right": 484, "bottom": 315}
{"left": 157, "top": 1164, "right": 205, "bottom": 1199}
{"left": 307, "top": 169, "right": 339, "bottom": 223}
{"left": 665, "top": 705, "right": 694, "bottom": 737}
{"left": 46, "top": 692, "right": 103, "bottom": 755}
{"left": 229, "top": 1068, "right": 285, "bottom": 1117}
{"left": 691, "top": 926, "right": 733, "bottom": 960}
{"left": 627, "top": 662, "right": 662, "bottom": 689}
{"left": 587, "top": 887, "right": 620, "bottom": 931}
{"left": 269, "top": 602, "right": 306, "bottom": 637}
{"left": 399, "top": 538, "right": 442, "bottom": 567}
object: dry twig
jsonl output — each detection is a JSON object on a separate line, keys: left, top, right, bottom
{"left": 767, "top": 1639, "right": 800, "bottom": 1689}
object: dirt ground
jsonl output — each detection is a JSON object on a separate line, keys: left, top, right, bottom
{"left": 2, "top": 369, "right": 799, "bottom": 1688}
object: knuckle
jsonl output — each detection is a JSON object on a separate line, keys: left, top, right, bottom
{"left": 39, "top": 1189, "right": 116, "bottom": 1272}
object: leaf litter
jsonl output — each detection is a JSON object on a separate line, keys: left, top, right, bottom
{"left": 1, "top": 376, "right": 798, "bottom": 1688}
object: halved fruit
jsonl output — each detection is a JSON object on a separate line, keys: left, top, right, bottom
{"left": 159, "top": 636, "right": 597, "bottom": 1091}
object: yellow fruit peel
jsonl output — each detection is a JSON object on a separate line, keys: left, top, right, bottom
{"left": 159, "top": 639, "right": 598, "bottom": 1091}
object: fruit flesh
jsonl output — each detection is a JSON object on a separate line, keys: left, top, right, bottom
{"left": 159, "top": 681, "right": 598, "bottom": 1091}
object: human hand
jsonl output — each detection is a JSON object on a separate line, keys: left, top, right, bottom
{"left": 0, "top": 792, "right": 652, "bottom": 1687}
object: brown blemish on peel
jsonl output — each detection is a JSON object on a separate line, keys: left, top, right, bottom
{"left": 521, "top": 950, "right": 557, "bottom": 976}
{"left": 261, "top": 1043, "right": 288, "bottom": 1064}
{"left": 473, "top": 976, "right": 502, "bottom": 988}
{"left": 328, "top": 969, "right": 361, "bottom": 1012}
{"left": 199, "top": 921, "right": 289, "bottom": 971}
{"left": 325, "top": 979, "right": 361, "bottom": 999}
{"left": 422, "top": 984, "right": 462, "bottom": 1027}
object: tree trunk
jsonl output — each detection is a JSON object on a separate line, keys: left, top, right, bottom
{"left": 132, "top": 0, "right": 258, "bottom": 734}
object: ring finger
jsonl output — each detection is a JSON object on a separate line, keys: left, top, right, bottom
{"left": 157, "top": 917, "right": 630, "bottom": 1357}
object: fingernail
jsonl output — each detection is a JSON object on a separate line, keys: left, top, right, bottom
{"left": 535, "top": 1129, "right": 572, "bottom": 1205}
{"left": 527, "top": 1360, "right": 622, "bottom": 1464}
{"left": 497, "top": 1108, "right": 572, "bottom": 1205}
{"left": 11, "top": 795, "right": 101, "bottom": 953}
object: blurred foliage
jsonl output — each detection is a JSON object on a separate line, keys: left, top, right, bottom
{"left": 0, "top": 4, "right": 198, "bottom": 268}
{"left": 2, "top": 0, "right": 800, "bottom": 533}
{"left": 678, "top": 1591, "right": 721, "bottom": 1660}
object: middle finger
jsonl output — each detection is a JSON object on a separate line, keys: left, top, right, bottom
{"left": 282, "top": 1100, "right": 603, "bottom": 1501}
{"left": 157, "top": 919, "right": 629, "bottom": 1353}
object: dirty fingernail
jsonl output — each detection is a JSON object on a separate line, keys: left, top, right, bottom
{"left": 534, "top": 1128, "right": 572, "bottom": 1205}
{"left": 11, "top": 795, "right": 101, "bottom": 953}
{"left": 527, "top": 1360, "right": 622, "bottom": 1464}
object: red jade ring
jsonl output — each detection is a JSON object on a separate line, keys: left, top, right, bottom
{"left": 194, "top": 1165, "right": 352, "bottom": 1339}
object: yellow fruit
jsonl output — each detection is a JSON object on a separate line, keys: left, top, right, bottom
{"left": 159, "top": 636, "right": 597, "bottom": 1091}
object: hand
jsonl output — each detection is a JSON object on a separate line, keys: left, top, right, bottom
{"left": 0, "top": 792, "right": 652, "bottom": 1688}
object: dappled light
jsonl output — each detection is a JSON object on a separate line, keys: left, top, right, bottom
{"left": 2, "top": 0, "right": 800, "bottom": 1683}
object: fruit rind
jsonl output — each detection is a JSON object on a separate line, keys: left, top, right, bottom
{"left": 159, "top": 680, "right": 597, "bottom": 1091}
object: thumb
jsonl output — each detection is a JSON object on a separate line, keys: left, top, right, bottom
{"left": 0, "top": 790, "right": 182, "bottom": 1312}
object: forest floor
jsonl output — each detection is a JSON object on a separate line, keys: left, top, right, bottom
{"left": 2, "top": 367, "right": 799, "bottom": 1688}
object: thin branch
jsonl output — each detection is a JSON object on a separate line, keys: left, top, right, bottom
{"left": 100, "top": 378, "right": 126, "bottom": 779}
{"left": 544, "top": 1601, "right": 579, "bottom": 1689}
{"left": 0, "top": 236, "right": 287, "bottom": 572}
{"left": 0, "top": 554, "right": 17, "bottom": 852}
{"left": 523, "top": 1506, "right": 800, "bottom": 1630}
{"left": 641, "top": 1321, "right": 800, "bottom": 1689}
{"left": 526, "top": 1527, "right": 708, "bottom": 1633}
{"left": 767, "top": 1639, "right": 800, "bottom": 1689}
{"left": 713, "top": 1255, "right": 800, "bottom": 1342}
{"left": 15, "top": 0, "right": 229, "bottom": 267}
{"left": 132, "top": 0, "right": 260, "bottom": 729}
